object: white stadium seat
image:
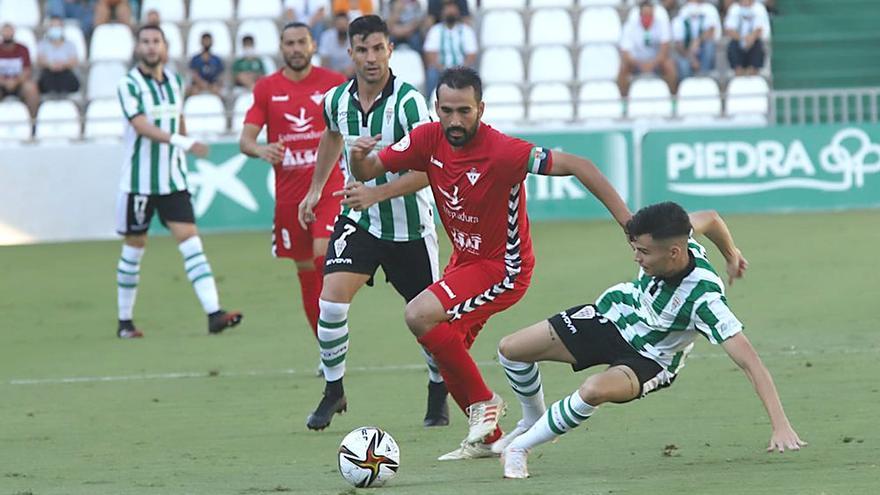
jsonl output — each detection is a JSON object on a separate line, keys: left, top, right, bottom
{"left": 528, "top": 46, "right": 573, "bottom": 84}
{"left": 577, "top": 7, "right": 621, "bottom": 45}
{"left": 480, "top": 47, "right": 524, "bottom": 84}
{"left": 0, "top": 0, "right": 40, "bottom": 28}
{"left": 236, "top": 19, "right": 280, "bottom": 57}
{"left": 140, "top": 0, "right": 185, "bottom": 23}
{"left": 389, "top": 46, "right": 426, "bottom": 92}
{"left": 161, "top": 22, "right": 184, "bottom": 61}
{"left": 231, "top": 93, "right": 253, "bottom": 132}
{"left": 0, "top": 100, "right": 32, "bottom": 141}
{"left": 677, "top": 77, "right": 722, "bottom": 118}
{"left": 87, "top": 62, "right": 128, "bottom": 100}
{"left": 35, "top": 100, "right": 81, "bottom": 140}
{"left": 481, "top": 84, "right": 524, "bottom": 125}
{"left": 189, "top": 0, "right": 234, "bottom": 21}
{"left": 578, "top": 0, "right": 621, "bottom": 6}
{"left": 578, "top": 81, "right": 622, "bottom": 120}
{"left": 529, "top": 82, "right": 573, "bottom": 122}
{"left": 628, "top": 78, "right": 673, "bottom": 119}
{"left": 530, "top": 0, "right": 575, "bottom": 8}
{"left": 480, "top": 10, "right": 525, "bottom": 48}
{"left": 481, "top": 0, "right": 526, "bottom": 10}
{"left": 89, "top": 23, "right": 134, "bottom": 62}
{"left": 529, "top": 9, "right": 574, "bottom": 46}
{"left": 183, "top": 94, "right": 227, "bottom": 135}
{"left": 84, "top": 98, "right": 125, "bottom": 139}
{"left": 187, "top": 21, "right": 232, "bottom": 58}
{"left": 13, "top": 27, "right": 36, "bottom": 62}
{"left": 63, "top": 24, "right": 87, "bottom": 62}
{"left": 237, "top": 0, "right": 282, "bottom": 19}
{"left": 577, "top": 44, "right": 620, "bottom": 81}
{"left": 726, "top": 76, "right": 770, "bottom": 117}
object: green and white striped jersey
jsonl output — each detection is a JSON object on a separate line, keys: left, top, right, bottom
{"left": 117, "top": 67, "right": 188, "bottom": 195}
{"left": 596, "top": 238, "right": 743, "bottom": 374}
{"left": 322, "top": 73, "right": 435, "bottom": 242}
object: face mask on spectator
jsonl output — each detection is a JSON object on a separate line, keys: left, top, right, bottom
{"left": 47, "top": 26, "right": 64, "bottom": 41}
{"left": 444, "top": 14, "right": 458, "bottom": 25}
{"left": 640, "top": 13, "right": 653, "bottom": 29}
{"left": 2, "top": 36, "right": 12, "bottom": 45}
{"left": 242, "top": 47, "right": 255, "bottom": 57}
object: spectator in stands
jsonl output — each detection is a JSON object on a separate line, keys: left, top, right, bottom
{"left": 426, "top": 0, "right": 470, "bottom": 26}
{"left": 0, "top": 23, "right": 40, "bottom": 118}
{"left": 332, "top": 0, "right": 374, "bottom": 20}
{"left": 319, "top": 13, "right": 355, "bottom": 77}
{"left": 672, "top": 0, "right": 721, "bottom": 80}
{"left": 385, "top": 0, "right": 427, "bottom": 52}
{"left": 723, "top": 0, "right": 775, "bottom": 16}
{"left": 143, "top": 8, "right": 161, "bottom": 27}
{"left": 284, "top": 0, "right": 328, "bottom": 41}
{"left": 423, "top": 0, "right": 477, "bottom": 94}
{"left": 93, "top": 0, "right": 132, "bottom": 27}
{"left": 46, "top": 0, "right": 95, "bottom": 36}
{"left": 188, "top": 33, "right": 225, "bottom": 96}
{"left": 36, "top": 16, "right": 81, "bottom": 95}
{"left": 724, "top": 0, "right": 770, "bottom": 76}
{"left": 233, "top": 35, "right": 266, "bottom": 90}
{"left": 618, "top": 0, "right": 678, "bottom": 96}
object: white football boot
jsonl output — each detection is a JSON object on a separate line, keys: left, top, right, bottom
{"left": 502, "top": 447, "right": 530, "bottom": 479}
{"left": 465, "top": 393, "right": 506, "bottom": 444}
{"left": 490, "top": 421, "right": 531, "bottom": 454}
{"left": 437, "top": 439, "right": 498, "bottom": 461}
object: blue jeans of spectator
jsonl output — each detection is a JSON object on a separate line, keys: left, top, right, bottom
{"left": 676, "top": 40, "right": 716, "bottom": 80}
{"left": 727, "top": 39, "right": 765, "bottom": 70}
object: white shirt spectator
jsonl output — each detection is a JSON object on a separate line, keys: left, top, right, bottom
{"left": 724, "top": 1, "right": 771, "bottom": 43}
{"left": 672, "top": 2, "right": 721, "bottom": 44}
{"left": 423, "top": 22, "right": 477, "bottom": 67}
{"left": 620, "top": 9, "right": 671, "bottom": 63}
{"left": 284, "top": 0, "right": 328, "bottom": 24}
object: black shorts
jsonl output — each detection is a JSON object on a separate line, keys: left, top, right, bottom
{"left": 549, "top": 304, "right": 676, "bottom": 399}
{"left": 324, "top": 216, "right": 439, "bottom": 302}
{"left": 116, "top": 190, "right": 196, "bottom": 235}
{"left": 727, "top": 39, "right": 765, "bottom": 69}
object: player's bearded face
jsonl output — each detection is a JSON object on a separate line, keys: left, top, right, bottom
{"left": 137, "top": 32, "right": 165, "bottom": 68}
{"left": 281, "top": 27, "right": 315, "bottom": 72}
{"left": 437, "top": 86, "right": 483, "bottom": 147}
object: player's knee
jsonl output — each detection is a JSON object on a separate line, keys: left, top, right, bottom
{"left": 578, "top": 378, "right": 609, "bottom": 405}
{"left": 497, "top": 335, "right": 521, "bottom": 362}
{"left": 124, "top": 236, "right": 146, "bottom": 248}
{"left": 403, "top": 302, "right": 427, "bottom": 336}
{"left": 318, "top": 299, "right": 349, "bottom": 320}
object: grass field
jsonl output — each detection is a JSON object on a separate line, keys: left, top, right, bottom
{"left": 2, "top": 211, "right": 878, "bottom": 495}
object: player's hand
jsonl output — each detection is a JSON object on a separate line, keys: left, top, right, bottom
{"left": 333, "top": 181, "right": 380, "bottom": 211}
{"left": 349, "top": 134, "right": 381, "bottom": 164}
{"left": 190, "top": 141, "right": 209, "bottom": 158}
{"left": 298, "top": 190, "right": 320, "bottom": 229}
{"left": 725, "top": 248, "right": 749, "bottom": 286}
{"left": 258, "top": 142, "right": 285, "bottom": 164}
{"left": 767, "top": 425, "right": 807, "bottom": 453}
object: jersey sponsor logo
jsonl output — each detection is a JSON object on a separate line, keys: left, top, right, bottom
{"left": 271, "top": 94, "right": 290, "bottom": 102}
{"left": 559, "top": 311, "right": 578, "bottom": 334}
{"left": 439, "top": 185, "right": 479, "bottom": 223}
{"left": 283, "top": 108, "right": 315, "bottom": 132}
{"left": 309, "top": 91, "right": 324, "bottom": 105}
{"left": 430, "top": 155, "right": 444, "bottom": 168}
{"left": 391, "top": 134, "right": 411, "bottom": 152}
{"left": 333, "top": 224, "right": 357, "bottom": 257}
{"left": 326, "top": 257, "right": 353, "bottom": 265}
{"left": 450, "top": 227, "right": 482, "bottom": 254}
{"left": 281, "top": 147, "right": 318, "bottom": 168}
{"left": 466, "top": 167, "right": 481, "bottom": 185}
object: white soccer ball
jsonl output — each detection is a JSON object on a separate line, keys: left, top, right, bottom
{"left": 337, "top": 426, "right": 400, "bottom": 488}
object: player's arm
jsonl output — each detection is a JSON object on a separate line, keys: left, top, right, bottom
{"left": 689, "top": 210, "right": 748, "bottom": 285}
{"left": 545, "top": 151, "right": 632, "bottom": 230}
{"left": 334, "top": 171, "right": 429, "bottom": 211}
{"left": 298, "top": 128, "right": 346, "bottom": 228}
{"left": 721, "top": 333, "right": 807, "bottom": 453}
{"left": 129, "top": 114, "right": 208, "bottom": 157}
{"left": 239, "top": 123, "right": 284, "bottom": 164}
{"left": 347, "top": 135, "right": 389, "bottom": 181}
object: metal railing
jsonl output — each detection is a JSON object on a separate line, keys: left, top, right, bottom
{"left": 771, "top": 87, "right": 880, "bottom": 126}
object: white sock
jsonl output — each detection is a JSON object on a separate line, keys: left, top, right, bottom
{"left": 178, "top": 236, "right": 220, "bottom": 314}
{"left": 498, "top": 351, "right": 546, "bottom": 427}
{"left": 509, "top": 390, "right": 597, "bottom": 451}
{"left": 421, "top": 346, "right": 444, "bottom": 383}
{"left": 117, "top": 244, "right": 145, "bottom": 320}
{"left": 318, "top": 299, "right": 350, "bottom": 382}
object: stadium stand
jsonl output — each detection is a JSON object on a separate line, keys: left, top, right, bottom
{"left": 577, "top": 81, "right": 623, "bottom": 120}
{"left": 577, "top": 7, "right": 621, "bottom": 45}
{"left": 161, "top": 21, "right": 185, "bottom": 60}
{"left": 0, "top": 100, "right": 32, "bottom": 142}
{"left": 528, "top": 46, "right": 573, "bottom": 84}
{"left": 89, "top": 23, "right": 134, "bottom": 63}
{"left": 13, "top": 26, "right": 37, "bottom": 62}
{"left": 726, "top": 75, "right": 770, "bottom": 118}
{"left": 230, "top": 93, "right": 253, "bottom": 133}
{"left": 529, "top": 82, "right": 574, "bottom": 122}
{"left": 479, "top": 10, "right": 525, "bottom": 48}
{"left": 189, "top": 0, "right": 235, "bottom": 21}
{"left": 481, "top": 0, "right": 527, "bottom": 10}
{"left": 183, "top": 94, "right": 227, "bottom": 136}
{"left": 528, "top": 9, "right": 573, "bottom": 46}
{"left": 677, "top": 76, "right": 722, "bottom": 119}
{"left": 577, "top": 44, "right": 619, "bottom": 82}
{"left": 63, "top": 23, "right": 88, "bottom": 62}
{"left": 235, "top": 19, "right": 280, "bottom": 57}
{"left": 389, "top": 46, "right": 426, "bottom": 91}
{"left": 84, "top": 98, "right": 125, "bottom": 139}
{"left": 481, "top": 84, "right": 525, "bottom": 125}
{"left": 0, "top": 0, "right": 40, "bottom": 28}
{"left": 35, "top": 100, "right": 81, "bottom": 141}
{"left": 480, "top": 47, "right": 524, "bottom": 84}
{"left": 237, "top": 0, "right": 283, "bottom": 19}
{"left": 186, "top": 20, "right": 233, "bottom": 58}
{"left": 628, "top": 78, "right": 673, "bottom": 119}
{"left": 140, "top": 0, "right": 186, "bottom": 23}
{"left": 86, "top": 62, "right": 128, "bottom": 100}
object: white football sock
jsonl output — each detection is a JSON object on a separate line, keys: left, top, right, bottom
{"left": 178, "top": 236, "right": 220, "bottom": 314}
{"left": 117, "top": 244, "right": 145, "bottom": 320}
{"left": 318, "top": 299, "right": 350, "bottom": 382}
{"left": 498, "top": 351, "right": 546, "bottom": 426}
{"left": 509, "top": 390, "right": 597, "bottom": 451}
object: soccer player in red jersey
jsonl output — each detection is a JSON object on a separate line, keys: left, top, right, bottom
{"left": 239, "top": 23, "right": 347, "bottom": 345}
{"left": 348, "top": 66, "right": 633, "bottom": 459}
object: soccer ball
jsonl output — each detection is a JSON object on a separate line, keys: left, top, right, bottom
{"left": 337, "top": 426, "right": 400, "bottom": 488}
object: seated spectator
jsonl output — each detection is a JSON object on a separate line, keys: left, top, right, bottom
{"left": 426, "top": 0, "right": 470, "bottom": 25}
{"left": 618, "top": 1, "right": 678, "bottom": 96}
{"left": 332, "top": 0, "right": 373, "bottom": 21}
{"left": 385, "top": 0, "right": 426, "bottom": 52}
{"left": 143, "top": 8, "right": 161, "bottom": 27}
{"left": 46, "top": 0, "right": 95, "bottom": 36}
{"left": 188, "top": 33, "right": 224, "bottom": 96}
{"left": 672, "top": 0, "right": 721, "bottom": 80}
{"left": 724, "top": 0, "right": 770, "bottom": 76}
{"left": 319, "top": 13, "right": 355, "bottom": 77}
{"left": 94, "top": 0, "right": 132, "bottom": 27}
{"left": 423, "top": 0, "right": 477, "bottom": 94}
{"left": 284, "top": 0, "right": 328, "bottom": 41}
{"left": 36, "top": 16, "right": 81, "bottom": 95}
{"left": 0, "top": 23, "right": 40, "bottom": 118}
{"left": 723, "top": 0, "right": 775, "bottom": 16}
{"left": 233, "top": 35, "right": 266, "bottom": 90}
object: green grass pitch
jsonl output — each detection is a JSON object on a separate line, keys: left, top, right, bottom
{"left": 1, "top": 211, "right": 878, "bottom": 494}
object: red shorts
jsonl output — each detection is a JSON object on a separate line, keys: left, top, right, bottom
{"left": 427, "top": 259, "right": 532, "bottom": 349}
{"left": 273, "top": 194, "right": 340, "bottom": 261}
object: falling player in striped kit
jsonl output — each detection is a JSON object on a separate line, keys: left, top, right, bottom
{"left": 114, "top": 25, "right": 241, "bottom": 338}
{"left": 495, "top": 202, "right": 806, "bottom": 479}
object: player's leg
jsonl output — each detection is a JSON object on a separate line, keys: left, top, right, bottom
{"left": 274, "top": 203, "right": 323, "bottom": 337}
{"left": 115, "top": 192, "right": 154, "bottom": 338}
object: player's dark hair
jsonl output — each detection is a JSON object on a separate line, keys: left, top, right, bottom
{"left": 626, "top": 202, "right": 691, "bottom": 242}
{"left": 348, "top": 15, "right": 389, "bottom": 46}
{"left": 281, "top": 21, "right": 312, "bottom": 39}
{"left": 135, "top": 24, "right": 166, "bottom": 43}
{"left": 436, "top": 66, "right": 483, "bottom": 102}
{"left": 242, "top": 34, "right": 255, "bottom": 44}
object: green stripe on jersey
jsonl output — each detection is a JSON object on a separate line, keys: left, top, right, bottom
{"left": 669, "top": 280, "right": 722, "bottom": 331}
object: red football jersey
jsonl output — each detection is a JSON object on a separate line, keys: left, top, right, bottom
{"left": 244, "top": 67, "right": 347, "bottom": 203}
{"left": 379, "top": 122, "right": 553, "bottom": 271}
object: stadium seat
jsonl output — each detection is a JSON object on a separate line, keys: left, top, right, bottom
{"left": 481, "top": 0, "right": 526, "bottom": 10}
{"left": 89, "top": 23, "right": 134, "bottom": 63}
{"left": 529, "top": 9, "right": 574, "bottom": 47}
{"left": 13, "top": 27, "right": 37, "bottom": 62}
{"left": 236, "top": 19, "right": 280, "bottom": 57}
{"left": 231, "top": 93, "right": 253, "bottom": 132}
{"left": 480, "top": 47, "right": 524, "bottom": 84}
{"left": 237, "top": 0, "right": 282, "bottom": 19}
{"left": 0, "top": 0, "right": 40, "bottom": 28}
{"left": 528, "top": 83, "right": 574, "bottom": 122}
{"left": 35, "top": 100, "right": 81, "bottom": 141}
{"left": 530, "top": 0, "right": 575, "bottom": 8}
{"left": 577, "top": 44, "right": 620, "bottom": 81}
{"left": 84, "top": 98, "right": 125, "bottom": 139}
{"left": 578, "top": 0, "right": 621, "bottom": 6}
{"left": 528, "top": 46, "right": 573, "bottom": 84}
{"left": 677, "top": 77, "right": 721, "bottom": 119}
{"left": 389, "top": 46, "right": 426, "bottom": 92}
{"left": 577, "top": 7, "right": 622, "bottom": 45}
{"left": 577, "top": 81, "right": 622, "bottom": 120}
{"left": 140, "top": 0, "right": 185, "bottom": 23}
{"left": 189, "top": 0, "right": 234, "bottom": 20}
{"left": 628, "top": 78, "right": 673, "bottom": 119}
{"left": 0, "top": 100, "right": 32, "bottom": 141}
{"left": 160, "top": 22, "right": 184, "bottom": 61}
{"left": 63, "top": 24, "right": 87, "bottom": 62}
{"left": 481, "top": 84, "right": 524, "bottom": 125}
{"left": 87, "top": 62, "right": 128, "bottom": 100}
{"left": 187, "top": 21, "right": 232, "bottom": 58}
{"left": 726, "top": 76, "right": 770, "bottom": 117}
{"left": 480, "top": 10, "right": 525, "bottom": 48}
{"left": 183, "top": 94, "right": 227, "bottom": 135}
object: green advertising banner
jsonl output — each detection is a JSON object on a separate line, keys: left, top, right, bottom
{"left": 184, "top": 130, "right": 633, "bottom": 232}
{"left": 640, "top": 123, "right": 880, "bottom": 213}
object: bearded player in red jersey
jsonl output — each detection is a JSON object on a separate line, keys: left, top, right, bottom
{"left": 239, "top": 23, "right": 347, "bottom": 349}
{"left": 348, "top": 66, "right": 633, "bottom": 460}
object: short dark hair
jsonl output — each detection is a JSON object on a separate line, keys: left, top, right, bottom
{"left": 281, "top": 21, "right": 312, "bottom": 39}
{"left": 135, "top": 24, "right": 166, "bottom": 42}
{"left": 242, "top": 34, "right": 254, "bottom": 44}
{"left": 626, "top": 202, "right": 691, "bottom": 242}
{"left": 436, "top": 66, "right": 483, "bottom": 103}
{"left": 348, "top": 15, "right": 389, "bottom": 46}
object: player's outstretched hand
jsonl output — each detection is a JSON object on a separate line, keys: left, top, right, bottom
{"left": 298, "top": 191, "right": 320, "bottom": 229}
{"left": 258, "top": 142, "right": 285, "bottom": 164}
{"left": 726, "top": 248, "right": 749, "bottom": 286}
{"left": 191, "top": 141, "right": 209, "bottom": 158}
{"left": 334, "top": 181, "right": 379, "bottom": 211}
{"left": 349, "top": 135, "right": 381, "bottom": 164}
{"left": 767, "top": 425, "right": 807, "bottom": 453}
